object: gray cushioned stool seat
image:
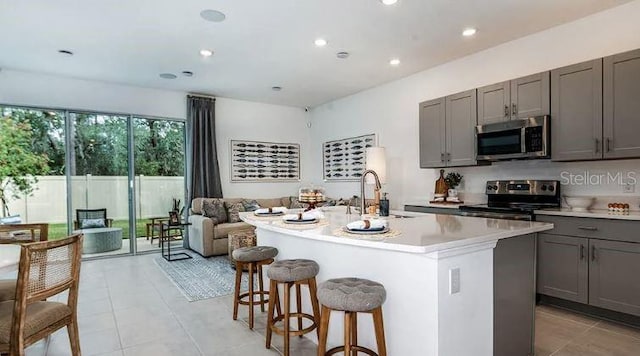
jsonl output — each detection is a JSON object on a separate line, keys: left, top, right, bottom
{"left": 232, "top": 246, "right": 278, "bottom": 262}
{"left": 318, "top": 277, "right": 386, "bottom": 312}
{"left": 267, "top": 259, "right": 320, "bottom": 282}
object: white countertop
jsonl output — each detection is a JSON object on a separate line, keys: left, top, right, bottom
{"left": 535, "top": 208, "right": 640, "bottom": 221}
{"left": 0, "top": 244, "right": 21, "bottom": 274}
{"left": 240, "top": 208, "right": 553, "bottom": 254}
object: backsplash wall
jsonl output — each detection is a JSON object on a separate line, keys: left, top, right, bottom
{"left": 454, "top": 159, "right": 640, "bottom": 208}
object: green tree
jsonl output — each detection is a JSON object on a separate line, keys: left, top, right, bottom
{"left": 0, "top": 117, "right": 50, "bottom": 217}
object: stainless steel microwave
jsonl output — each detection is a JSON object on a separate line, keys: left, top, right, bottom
{"left": 476, "top": 116, "right": 550, "bottom": 161}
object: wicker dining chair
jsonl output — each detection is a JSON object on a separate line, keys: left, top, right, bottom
{"left": 0, "top": 234, "right": 83, "bottom": 356}
{"left": 0, "top": 224, "right": 49, "bottom": 244}
{"left": 0, "top": 223, "right": 50, "bottom": 304}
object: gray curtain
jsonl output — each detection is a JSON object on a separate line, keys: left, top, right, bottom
{"left": 187, "top": 96, "right": 223, "bottom": 203}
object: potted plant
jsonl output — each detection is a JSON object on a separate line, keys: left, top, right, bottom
{"left": 444, "top": 172, "right": 463, "bottom": 200}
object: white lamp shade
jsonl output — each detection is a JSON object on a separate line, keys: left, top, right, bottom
{"left": 365, "top": 147, "right": 387, "bottom": 184}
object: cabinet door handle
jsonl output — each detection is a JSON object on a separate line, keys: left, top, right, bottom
{"left": 595, "top": 138, "right": 600, "bottom": 154}
{"left": 580, "top": 244, "right": 585, "bottom": 260}
{"left": 512, "top": 103, "right": 517, "bottom": 116}
{"left": 577, "top": 226, "right": 598, "bottom": 231}
{"left": 504, "top": 105, "right": 509, "bottom": 117}
{"left": 605, "top": 138, "right": 611, "bottom": 153}
{"left": 440, "top": 153, "right": 445, "bottom": 163}
{"left": 591, "top": 245, "right": 597, "bottom": 262}
{"left": 446, "top": 152, "right": 451, "bottom": 162}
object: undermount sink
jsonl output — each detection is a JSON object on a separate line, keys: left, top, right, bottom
{"left": 392, "top": 215, "right": 415, "bottom": 219}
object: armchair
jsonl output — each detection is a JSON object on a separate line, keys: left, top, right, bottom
{"left": 74, "top": 208, "right": 113, "bottom": 230}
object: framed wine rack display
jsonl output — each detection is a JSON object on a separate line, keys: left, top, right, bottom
{"left": 230, "top": 140, "right": 301, "bottom": 182}
{"left": 323, "top": 133, "right": 376, "bottom": 182}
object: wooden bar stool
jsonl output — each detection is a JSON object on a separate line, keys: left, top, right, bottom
{"left": 266, "top": 259, "right": 321, "bottom": 356}
{"left": 232, "top": 246, "right": 279, "bottom": 329}
{"left": 317, "top": 277, "right": 387, "bottom": 356}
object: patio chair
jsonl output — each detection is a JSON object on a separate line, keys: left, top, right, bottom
{"left": 0, "top": 223, "right": 49, "bottom": 244}
{"left": 0, "top": 234, "right": 83, "bottom": 355}
{"left": 74, "top": 208, "right": 113, "bottom": 230}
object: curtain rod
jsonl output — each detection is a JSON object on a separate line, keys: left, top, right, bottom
{"left": 187, "top": 94, "right": 216, "bottom": 100}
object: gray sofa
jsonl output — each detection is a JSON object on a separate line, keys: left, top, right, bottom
{"left": 188, "top": 197, "right": 293, "bottom": 257}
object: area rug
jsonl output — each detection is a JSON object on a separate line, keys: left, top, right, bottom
{"left": 154, "top": 254, "right": 249, "bottom": 302}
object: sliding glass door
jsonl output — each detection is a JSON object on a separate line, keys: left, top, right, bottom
{"left": 1, "top": 104, "right": 186, "bottom": 258}
{"left": 133, "top": 117, "right": 186, "bottom": 253}
{"left": 0, "top": 106, "right": 68, "bottom": 237}
{"left": 68, "top": 112, "right": 132, "bottom": 257}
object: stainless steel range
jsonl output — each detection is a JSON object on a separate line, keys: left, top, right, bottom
{"left": 460, "top": 180, "right": 561, "bottom": 221}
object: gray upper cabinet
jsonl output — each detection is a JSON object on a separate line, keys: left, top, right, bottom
{"left": 478, "top": 81, "right": 510, "bottom": 125}
{"left": 511, "top": 72, "right": 550, "bottom": 119}
{"left": 603, "top": 49, "right": 640, "bottom": 159}
{"left": 551, "top": 59, "right": 603, "bottom": 161}
{"left": 419, "top": 90, "right": 477, "bottom": 168}
{"left": 419, "top": 98, "right": 446, "bottom": 168}
{"left": 477, "top": 72, "right": 550, "bottom": 125}
{"left": 446, "top": 89, "right": 477, "bottom": 167}
{"left": 537, "top": 233, "right": 588, "bottom": 303}
{"left": 589, "top": 239, "right": 640, "bottom": 316}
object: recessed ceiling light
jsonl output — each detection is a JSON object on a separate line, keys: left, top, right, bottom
{"left": 200, "top": 49, "right": 213, "bottom": 57}
{"left": 462, "top": 28, "right": 477, "bottom": 37}
{"left": 159, "top": 73, "right": 177, "bottom": 79}
{"left": 380, "top": 0, "right": 398, "bottom": 5}
{"left": 58, "top": 50, "right": 74, "bottom": 57}
{"left": 182, "top": 71, "right": 194, "bottom": 77}
{"left": 272, "top": 86, "right": 282, "bottom": 91}
{"left": 314, "top": 38, "right": 328, "bottom": 47}
{"left": 389, "top": 58, "right": 401, "bottom": 66}
{"left": 336, "top": 51, "right": 350, "bottom": 59}
{"left": 200, "top": 9, "right": 226, "bottom": 23}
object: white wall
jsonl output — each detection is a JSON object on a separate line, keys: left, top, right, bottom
{"left": 310, "top": 0, "right": 640, "bottom": 208}
{"left": 215, "top": 97, "right": 311, "bottom": 199}
{"left": 0, "top": 69, "right": 311, "bottom": 206}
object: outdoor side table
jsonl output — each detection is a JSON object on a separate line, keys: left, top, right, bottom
{"left": 160, "top": 222, "right": 191, "bottom": 261}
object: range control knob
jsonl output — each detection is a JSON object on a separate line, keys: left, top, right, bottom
{"left": 541, "top": 185, "right": 547, "bottom": 191}
{"left": 548, "top": 185, "right": 555, "bottom": 192}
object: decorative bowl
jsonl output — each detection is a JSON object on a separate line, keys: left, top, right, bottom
{"left": 563, "top": 196, "right": 595, "bottom": 211}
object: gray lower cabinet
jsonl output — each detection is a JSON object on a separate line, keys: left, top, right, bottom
{"left": 603, "top": 48, "right": 640, "bottom": 159}
{"left": 419, "top": 98, "right": 446, "bottom": 168}
{"left": 537, "top": 233, "right": 588, "bottom": 303}
{"left": 536, "top": 215, "right": 640, "bottom": 317}
{"left": 418, "top": 90, "right": 477, "bottom": 168}
{"left": 511, "top": 72, "right": 550, "bottom": 119}
{"left": 551, "top": 59, "right": 603, "bottom": 161}
{"left": 589, "top": 239, "right": 640, "bottom": 316}
{"left": 477, "top": 72, "right": 550, "bottom": 125}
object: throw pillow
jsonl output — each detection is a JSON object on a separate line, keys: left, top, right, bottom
{"left": 202, "top": 199, "right": 228, "bottom": 224}
{"left": 241, "top": 199, "right": 261, "bottom": 212}
{"left": 289, "top": 196, "right": 305, "bottom": 209}
{"left": 81, "top": 218, "right": 106, "bottom": 229}
{"left": 226, "top": 202, "right": 245, "bottom": 223}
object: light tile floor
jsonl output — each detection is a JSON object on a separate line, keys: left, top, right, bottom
{"left": 17, "top": 253, "right": 640, "bottom": 356}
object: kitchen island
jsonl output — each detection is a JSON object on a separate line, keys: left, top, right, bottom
{"left": 241, "top": 208, "right": 553, "bottom": 356}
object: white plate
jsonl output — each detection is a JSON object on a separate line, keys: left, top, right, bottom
{"left": 283, "top": 218, "right": 319, "bottom": 225}
{"left": 342, "top": 226, "right": 390, "bottom": 235}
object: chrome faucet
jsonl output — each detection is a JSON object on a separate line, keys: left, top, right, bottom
{"left": 360, "top": 169, "right": 382, "bottom": 216}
